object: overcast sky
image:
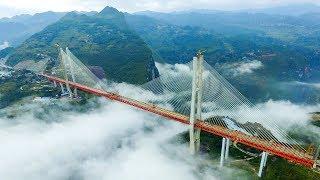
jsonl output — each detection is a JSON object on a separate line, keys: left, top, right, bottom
{"left": 0, "top": 0, "right": 320, "bottom": 18}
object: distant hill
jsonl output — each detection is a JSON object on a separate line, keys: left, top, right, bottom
{"left": 0, "top": 47, "right": 14, "bottom": 59}
{"left": 6, "top": 7, "right": 159, "bottom": 84}
{"left": 0, "top": 11, "right": 66, "bottom": 46}
{"left": 136, "top": 3, "right": 320, "bottom": 16}
{"left": 126, "top": 13, "right": 320, "bottom": 79}
{"left": 4, "top": 5, "right": 320, "bottom": 101}
{"left": 126, "top": 13, "right": 320, "bottom": 103}
{"left": 136, "top": 10, "right": 320, "bottom": 43}
{"left": 243, "top": 3, "right": 320, "bottom": 16}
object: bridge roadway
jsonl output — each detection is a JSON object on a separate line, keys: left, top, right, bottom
{"left": 43, "top": 74, "right": 315, "bottom": 168}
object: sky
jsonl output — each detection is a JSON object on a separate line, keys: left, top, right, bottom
{"left": 0, "top": 0, "right": 320, "bottom": 18}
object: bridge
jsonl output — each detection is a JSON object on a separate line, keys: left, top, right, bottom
{"left": 40, "top": 47, "right": 319, "bottom": 177}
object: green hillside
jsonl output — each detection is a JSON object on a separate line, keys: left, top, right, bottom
{"left": 126, "top": 13, "right": 320, "bottom": 103}
{"left": 7, "top": 7, "right": 159, "bottom": 84}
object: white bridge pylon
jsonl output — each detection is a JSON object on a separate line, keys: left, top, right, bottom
{"left": 189, "top": 52, "right": 231, "bottom": 166}
{"left": 54, "top": 47, "right": 79, "bottom": 98}
{"left": 51, "top": 46, "right": 106, "bottom": 97}
{"left": 189, "top": 52, "right": 204, "bottom": 154}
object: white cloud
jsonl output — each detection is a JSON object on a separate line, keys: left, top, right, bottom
{"left": 0, "top": 85, "right": 242, "bottom": 180}
{"left": 0, "top": 59, "right": 319, "bottom": 179}
{"left": 237, "top": 100, "right": 318, "bottom": 128}
{"left": 288, "top": 81, "right": 320, "bottom": 89}
{"left": 236, "top": 60, "right": 263, "bottom": 74}
{"left": 221, "top": 60, "right": 263, "bottom": 76}
{"left": 0, "top": 5, "right": 25, "bottom": 18}
{"left": 0, "top": 94, "right": 319, "bottom": 179}
{"left": 0, "top": 41, "right": 9, "bottom": 50}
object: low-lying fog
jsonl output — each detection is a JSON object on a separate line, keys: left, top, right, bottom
{"left": 0, "top": 97, "right": 242, "bottom": 180}
{"left": 0, "top": 41, "right": 9, "bottom": 50}
{"left": 0, "top": 62, "right": 319, "bottom": 180}
{"left": 0, "top": 91, "right": 319, "bottom": 179}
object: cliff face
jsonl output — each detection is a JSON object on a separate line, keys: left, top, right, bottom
{"left": 7, "top": 7, "right": 159, "bottom": 84}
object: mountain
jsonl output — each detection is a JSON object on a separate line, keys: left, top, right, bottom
{"left": 135, "top": 9, "right": 320, "bottom": 71}
{"left": 126, "top": 13, "right": 320, "bottom": 79}
{"left": 4, "top": 6, "right": 320, "bottom": 101}
{"left": 137, "top": 3, "right": 320, "bottom": 17}
{"left": 0, "top": 11, "right": 66, "bottom": 46}
{"left": 6, "top": 7, "right": 159, "bottom": 84}
{"left": 0, "top": 47, "right": 14, "bottom": 59}
{"left": 126, "top": 14, "right": 225, "bottom": 64}
{"left": 136, "top": 9, "right": 320, "bottom": 44}
{"left": 126, "top": 13, "right": 320, "bottom": 103}
{"left": 244, "top": 3, "right": 320, "bottom": 16}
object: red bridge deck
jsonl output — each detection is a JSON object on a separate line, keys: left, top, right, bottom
{"left": 43, "top": 74, "right": 315, "bottom": 168}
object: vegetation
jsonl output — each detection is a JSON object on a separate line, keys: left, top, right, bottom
{"left": 126, "top": 13, "right": 320, "bottom": 103}
{"left": 0, "top": 47, "right": 14, "bottom": 58}
{"left": 0, "top": 69, "right": 59, "bottom": 108}
{"left": 1, "top": 6, "right": 320, "bottom": 179}
{"left": 179, "top": 131, "right": 320, "bottom": 179}
{"left": 7, "top": 7, "right": 159, "bottom": 84}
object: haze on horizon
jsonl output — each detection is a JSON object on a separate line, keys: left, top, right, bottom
{"left": 0, "top": 0, "right": 320, "bottom": 18}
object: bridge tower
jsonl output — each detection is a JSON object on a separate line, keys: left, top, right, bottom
{"left": 66, "top": 47, "right": 78, "bottom": 97}
{"left": 59, "top": 82, "right": 66, "bottom": 94}
{"left": 189, "top": 51, "right": 204, "bottom": 154}
{"left": 59, "top": 47, "right": 73, "bottom": 98}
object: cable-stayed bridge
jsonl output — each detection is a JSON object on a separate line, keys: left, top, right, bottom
{"left": 40, "top": 48, "right": 319, "bottom": 177}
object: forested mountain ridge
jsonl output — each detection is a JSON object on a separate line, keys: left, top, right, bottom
{"left": 3, "top": 6, "right": 320, "bottom": 101}
{"left": 136, "top": 10, "right": 320, "bottom": 48}
{"left": 126, "top": 13, "right": 320, "bottom": 103}
{"left": 126, "top": 13, "right": 320, "bottom": 80}
{"left": 6, "top": 7, "right": 159, "bottom": 84}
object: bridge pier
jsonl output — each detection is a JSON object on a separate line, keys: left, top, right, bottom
{"left": 53, "top": 81, "right": 57, "bottom": 87}
{"left": 225, "top": 138, "right": 230, "bottom": 160}
{"left": 59, "top": 82, "right": 65, "bottom": 94}
{"left": 220, "top": 138, "right": 231, "bottom": 167}
{"left": 220, "top": 138, "right": 226, "bottom": 167}
{"left": 73, "top": 88, "right": 78, "bottom": 97}
{"left": 258, "top": 151, "right": 268, "bottom": 177}
{"left": 66, "top": 83, "right": 73, "bottom": 98}
{"left": 189, "top": 52, "right": 204, "bottom": 155}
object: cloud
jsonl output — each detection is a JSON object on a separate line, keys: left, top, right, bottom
{"left": 219, "top": 60, "right": 263, "bottom": 77}
{"left": 237, "top": 100, "right": 318, "bottom": 128}
{"left": 0, "top": 89, "right": 232, "bottom": 180}
{"left": 288, "top": 81, "right": 320, "bottom": 89}
{"left": 0, "top": 60, "right": 319, "bottom": 179}
{"left": 0, "top": 41, "right": 9, "bottom": 50}
{"left": 0, "top": 5, "right": 25, "bottom": 18}
{"left": 222, "top": 99, "right": 320, "bottom": 146}
{"left": 0, "top": 92, "right": 319, "bottom": 179}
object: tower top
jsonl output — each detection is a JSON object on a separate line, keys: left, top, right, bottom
{"left": 197, "top": 50, "right": 205, "bottom": 58}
